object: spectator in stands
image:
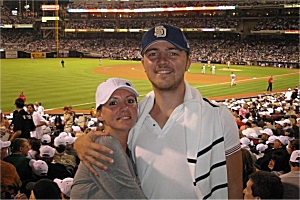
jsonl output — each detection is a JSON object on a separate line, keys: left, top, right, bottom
{"left": 241, "top": 148, "right": 257, "bottom": 189}
{"left": 255, "top": 135, "right": 287, "bottom": 171}
{"left": 63, "top": 106, "right": 73, "bottom": 133}
{"left": 287, "top": 139, "right": 300, "bottom": 155}
{"left": 10, "top": 98, "right": 35, "bottom": 142}
{"left": 280, "top": 150, "right": 300, "bottom": 199}
{"left": 54, "top": 178, "right": 74, "bottom": 200}
{"left": 71, "top": 78, "right": 146, "bottom": 199}
{"left": 27, "top": 138, "right": 41, "bottom": 160}
{"left": 259, "top": 128, "right": 273, "bottom": 143}
{"left": 89, "top": 107, "right": 97, "bottom": 118}
{"left": 268, "top": 149, "right": 290, "bottom": 176}
{"left": 29, "top": 159, "right": 48, "bottom": 180}
{"left": 26, "top": 178, "right": 61, "bottom": 199}
{"left": 39, "top": 145, "right": 73, "bottom": 180}
{"left": 26, "top": 103, "right": 48, "bottom": 139}
{"left": 1, "top": 140, "right": 22, "bottom": 199}
{"left": 243, "top": 171, "right": 283, "bottom": 199}
{"left": 263, "top": 118, "right": 275, "bottom": 130}
{"left": 41, "top": 134, "right": 51, "bottom": 146}
{"left": 73, "top": 24, "right": 242, "bottom": 199}
{"left": 290, "top": 118, "right": 299, "bottom": 139}
{"left": 53, "top": 136, "right": 76, "bottom": 176}
{"left": 54, "top": 115, "right": 64, "bottom": 133}
{"left": 65, "top": 134, "right": 80, "bottom": 167}
{"left": 274, "top": 120, "right": 285, "bottom": 136}
{"left": 34, "top": 102, "right": 45, "bottom": 116}
{"left": 3, "top": 138, "right": 34, "bottom": 193}
{"left": 0, "top": 110, "right": 10, "bottom": 142}
{"left": 239, "top": 104, "right": 249, "bottom": 119}
{"left": 251, "top": 120, "right": 263, "bottom": 136}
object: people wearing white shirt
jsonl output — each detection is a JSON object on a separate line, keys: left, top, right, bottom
{"left": 35, "top": 102, "right": 45, "bottom": 116}
{"left": 27, "top": 104, "right": 48, "bottom": 139}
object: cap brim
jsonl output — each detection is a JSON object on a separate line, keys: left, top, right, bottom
{"left": 141, "top": 39, "right": 187, "bottom": 56}
{"left": 96, "top": 86, "right": 139, "bottom": 108}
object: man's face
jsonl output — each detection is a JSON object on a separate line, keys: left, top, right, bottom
{"left": 26, "top": 105, "right": 34, "bottom": 114}
{"left": 20, "top": 141, "right": 30, "bottom": 156}
{"left": 243, "top": 179, "right": 258, "bottom": 200}
{"left": 141, "top": 41, "right": 191, "bottom": 92}
{"left": 261, "top": 133, "right": 269, "bottom": 141}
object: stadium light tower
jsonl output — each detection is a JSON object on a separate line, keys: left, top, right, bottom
{"left": 55, "top": 0, "right": 59, "bottom": 58}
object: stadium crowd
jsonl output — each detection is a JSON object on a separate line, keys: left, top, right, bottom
{"left": 1, "top": 86, "right": 299, "bottom": 199}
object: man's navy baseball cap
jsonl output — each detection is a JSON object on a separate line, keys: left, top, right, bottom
{"left": 141, "top": 24, "right": 190, "bottom": 56}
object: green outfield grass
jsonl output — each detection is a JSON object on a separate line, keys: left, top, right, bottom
{"left": 1, "top": 58, "right": 299, "bottom": 112}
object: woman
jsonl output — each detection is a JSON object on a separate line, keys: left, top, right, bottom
{"left": 0, "top": 110, "right": 11, "bottom": 141}
{"left": 268, "top": 150, "right": 290, "bottom": 176}
{"left": 70, "top": 78, "right": 146, "bottom": 199}
{"left": 241, "top": 148, "right": 257, "bottom": 189}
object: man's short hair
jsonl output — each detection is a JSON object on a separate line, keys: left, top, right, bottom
{"left": 11, "top": 138, "right": 28, "bottom": 153}
{"left": 14, "top": 98, "right": 24, "bottom": 108}
{"left": 249, "top": 171, "right": 283, "bottom": 199}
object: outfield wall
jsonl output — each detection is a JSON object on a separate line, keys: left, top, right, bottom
{"left": 1, "top": 50, "right": 299, "bottom": 68}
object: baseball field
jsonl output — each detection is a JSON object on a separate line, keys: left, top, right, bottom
{"left": 1, "top": 58, "right": 299, "bottom": 113}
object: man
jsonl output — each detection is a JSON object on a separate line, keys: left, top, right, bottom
{"left": 61, "top": 59, "right": 65, "bottom": 68}
{"left": 63, "top": 106, "right": 73, "bottom": 133}
{"left": 18, "top": 92, "right": 26, "bottom": 102}
{"left": 90, "top": 107, "right": 97, "bottom": 118}
{"left": 27, "top": 103, "right": 48, "bottom": 139}
{"left": 0, "top": 140, "right": 22, "bottom": 199}
{"left": 34, "top": 102, "right": 45, "bottom": 116}
{"left": 39, "top": 145, "right": 73, "bottom": 180}
{"left": 201, "top": 63, "right": 206, "bottom": 74}
{"left": 53, "top": 136, "right": 76, "bottom": 175}
{"left": 3, "top": 138, "right": 34, "bottom": 185}
{"left": 10, "top": 98, "right": 35, "bottom": 142}
{"left": 26, "top": 178, "right": 61, "bottom": 199}
{"left": 230, "top": 72, "right": 236, "bottom": 87}
{"left": 74, "top": 24, "right": 242, "bottom": 199}
{"left": 243, "top": 171, "right": 283, "bottom": 199}
{"left": 211, "top": 64, "right": 216, "bottom": 75}
{"left": 267, "top": 75, "right": 273, "bottom": 92}
{"left": 280, "top": 150, "right": 300, "bottom": 199}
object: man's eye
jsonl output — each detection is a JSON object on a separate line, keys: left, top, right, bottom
{"left": 169, "top": 52, "right": 179, "bottom": 56}
{"left": 147, "top": 52, "right": 157, "bottom": 57}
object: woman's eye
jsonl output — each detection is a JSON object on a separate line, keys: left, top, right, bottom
{"left": 108, "top": 101, "right": 117, "bottom": 106}
{"left": 127, "top": 99, "right": 136, "bottom": 105}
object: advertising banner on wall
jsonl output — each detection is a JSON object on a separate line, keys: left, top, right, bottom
{"left": 5, "top": 51, "right": 18, "bottom": 58}
{"left": 31, "top": 52, "right": 47, "bottom": 58}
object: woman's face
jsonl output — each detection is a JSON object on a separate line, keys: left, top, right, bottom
{"left": 98, "top": 89, "right": 138, "bottom": 133}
